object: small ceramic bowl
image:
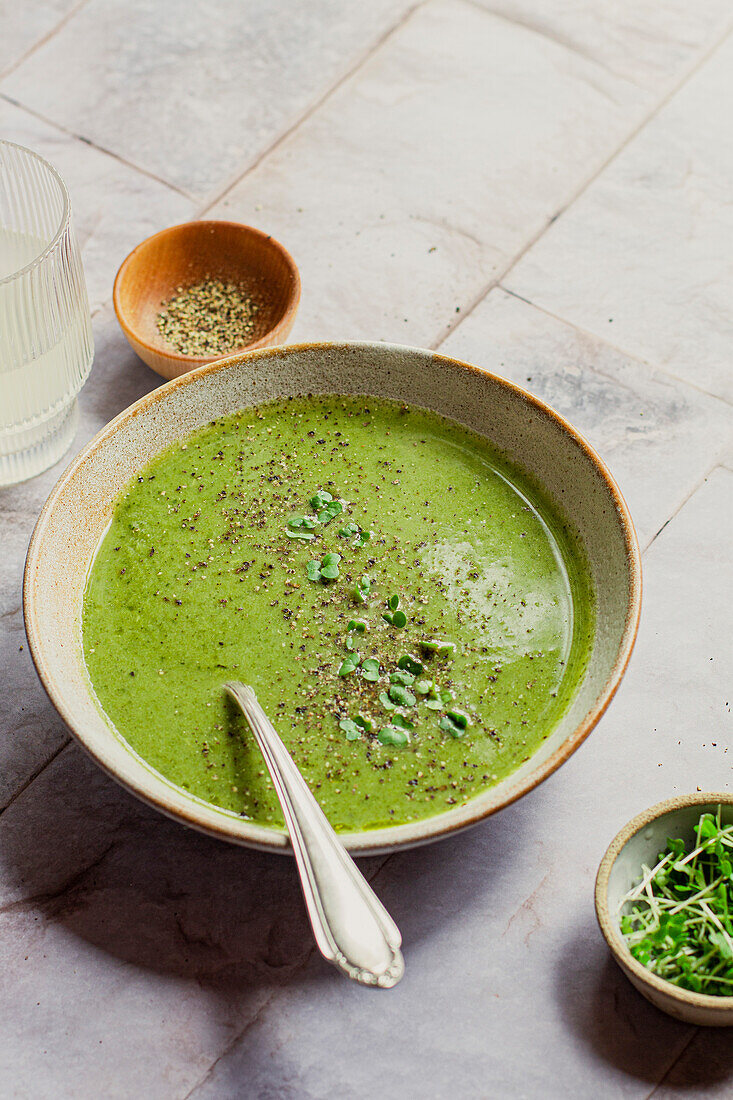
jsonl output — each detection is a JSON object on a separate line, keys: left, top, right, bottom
{"left": 113, "top": 220, "right": 300, "bottom": 380}
{"left": 24, "top": 342, "right": 641, "bottom": 855}
{"left": 596, "top": 793, "right": 733, "bottom": 1026}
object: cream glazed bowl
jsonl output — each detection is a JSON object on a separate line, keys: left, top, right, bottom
{"left": 24, "top": 342, "right": 641, "bottom": 855}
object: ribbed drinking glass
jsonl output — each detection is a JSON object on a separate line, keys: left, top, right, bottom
{"left": 0, "top": 140, "right": 93, "bottom": 485}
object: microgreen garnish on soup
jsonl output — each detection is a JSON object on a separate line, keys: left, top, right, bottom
{"left": 310, "top": 489, "right": 333, "bottom": 510}
{"left": 306, "top": 552, "right": 341, "bottom": 582}
{"left": 339, "top": 718, "right": 362, "bottom": 741}
{"left": 352, "top": 575, "right": 371, "bottom": 604}
{"left": 378, "top": 726, "right": 409, "bottom": 747}
{"left": 361, "top": 658, "right": 380, "bottom": 682}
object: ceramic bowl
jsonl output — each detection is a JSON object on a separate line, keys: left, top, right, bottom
{"left": 596, "top": 793, "right": 733, "bottom": 1026}
{"left": 24, "top": 342, "right": 641, "bottom": 855}
{"left": 113, "top": 220, "right": 300, "bottom": 380}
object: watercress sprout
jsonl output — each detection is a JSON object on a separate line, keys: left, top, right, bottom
{"left": 377, "top": 725, "right": 409, "bottom": 747}
{"left": 306, "top": 552, "right": 341, "bottom": 582}
{"left": 339, "top": 718, "right": 362, "bottom": 741}
{"left": 352, "top": 575, "right": 371, "bottom": 604}
{"left": 361, "top": 658, "right": 380, "bottom": 682}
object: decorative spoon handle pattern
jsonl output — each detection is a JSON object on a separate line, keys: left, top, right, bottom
{"left": 225, "top": 682, "right": 404, "bottom": 987}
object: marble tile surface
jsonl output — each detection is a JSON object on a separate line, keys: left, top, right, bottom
{"left": 0, "top": 99, "right": 194, "bottom": 311}
{"left": 212, "top": 0, "right": 650, "bottom": 348}
{"left": 506, "top": 31, "right": 733, "bottom": 404}
{"left": 0, "top": 0, "right": 81, "bottom": 78}
{"left": 474, "top": 0, "right": 733, "bottom": 90}
{"left": 187, "top": 469, "right": 733, "bottom": 1099}
{"left": 1, "top": 0, "right": 415, "bottom": 198}
{"left": 440, "top": 289, "right": 733, "bottom": 548}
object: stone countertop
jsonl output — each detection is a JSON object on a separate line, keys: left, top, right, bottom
{"left": 1, "top": 3, "right": 732, "bottom": 1096}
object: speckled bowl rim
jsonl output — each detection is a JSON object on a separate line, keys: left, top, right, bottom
{"left": 112, "top": 220, "right": 302, "bottom": 366}
{"left": 595, "top": 792, "right": 733, "bottom": 1014}
{"left": 24, "top": 340, "right": 642, "bottom": 855}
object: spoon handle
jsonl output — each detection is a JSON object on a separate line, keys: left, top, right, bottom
{"left": 225, "top": 682, "right": 404, "bottom": 988}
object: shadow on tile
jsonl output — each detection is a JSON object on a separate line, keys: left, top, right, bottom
{"left": 0, "top": 744, "right": 501, "bottom": 995}
{"left": 658, "top": 1027, "right": 733, "bottom": 1092}
{"left": 553, "top": 915, "right": 701, "bottom": 1087}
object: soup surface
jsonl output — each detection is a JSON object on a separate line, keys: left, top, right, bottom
{"left": 83, "top": 395, "right": 594, "bottom": 832}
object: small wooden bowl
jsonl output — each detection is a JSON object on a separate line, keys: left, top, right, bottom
{"left": 113, "top": 220, "right": 300, "bottom": 380}
{"left": 596, "top": 793, "right": 733, "bottom": 1027}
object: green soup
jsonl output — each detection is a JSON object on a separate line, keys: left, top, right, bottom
{"left": 83, "top": 395, "right": 594, "bottom": 833}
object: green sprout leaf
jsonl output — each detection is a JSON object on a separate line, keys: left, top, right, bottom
{"left": 618, "top": 806, "right": 733, "bottom": 997}
{"left": 398, "top": 653, "right": 424, "bottom": 676}
{"left": 390, "top": 669, "right": 415, "bottom": 686}
{"left": 361, "top": 658, "right": 380, "bottom": 682}
{"left": 310, "top": 489, "right": 333, "bottom": 510}
{"left": 318, "top": 500, "right": 344, "bottom": 525}
{"left": 388, "top": 684, "right": 416, "bottom": 708}
{"left": 319, "top": 551, "right": 341, "bottom": 580}
{"left": 288, "top": 514, "right": 319, "bottom": 530}
{"left": 446, "top": 709, "right": 471, "bottom": 729}
{"left": 306, "top": 559, "right": 322, "bottom": 581}
{"left": 439, "top": 714, "right": 466, "bottom": 738}
{"left": 377, "top": 725, "right": 409, "bottom": 747}
{"left": 352, "top": 575, "right": 371, "bottom": 604}
{"left": 339, "top": 718, "right": 362, "bottom": 741}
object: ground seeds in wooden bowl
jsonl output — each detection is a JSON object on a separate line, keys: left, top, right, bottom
{"left": 156, "top": 278, "right": 260, "bottom": 356}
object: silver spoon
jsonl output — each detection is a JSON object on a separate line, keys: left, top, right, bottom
{"left": 225, "top": 682, "right": 404, "bottom": 988}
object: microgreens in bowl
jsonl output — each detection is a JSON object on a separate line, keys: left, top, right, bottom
{"left": 618, "top": 807, "right": 733, "bottom": 997}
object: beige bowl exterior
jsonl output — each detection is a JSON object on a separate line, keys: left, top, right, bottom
{"left": 596, "top": 793, "right": 733, "bottom": 1026}
{"left": 24, "top": 342, "right": 641, "bottom": 855}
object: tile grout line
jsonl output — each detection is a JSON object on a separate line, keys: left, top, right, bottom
{"left": 644, "top": 1026, "right": 699, "bottom": 1099}
{"left": 0, "top": 737, "right": 69, "bottom": 820}
{"left": 461, "top": 0, "right": 646, "bottom": 89}
{"left": 0, "top": 0, "right": 92, "bottom": 82}
{"left": 192, "top": 1, "right": 423, "bottom": 218}
{"left": 432, "top": 19, "right": 733, "bottom": 354}
{"left": 642, "top": 461, "right": 725, "bottom": 554}
{"left": 179, "top": 983, "right": 288, "bottom": 1100}
{"left": 498, "top": 286, "right": 733, "bottom": 409}
{"left": 0, "top": 93, "right": 197, "bottom": 201}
